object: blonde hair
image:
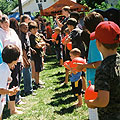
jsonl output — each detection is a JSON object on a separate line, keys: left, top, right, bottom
{"left": 70, "top": 48, "right": 81, "bottom": 56}
{"left": 55, "top": 27, "right": 61, "bottom": 32}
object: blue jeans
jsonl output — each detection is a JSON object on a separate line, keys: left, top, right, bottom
{"left": 23, "top": 67, "right": 33, "bottom": 93}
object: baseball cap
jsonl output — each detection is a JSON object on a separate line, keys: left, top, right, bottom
{"left": 90, "top": 21, "right": 120, "bottom": 44}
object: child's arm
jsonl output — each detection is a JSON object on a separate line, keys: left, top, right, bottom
{"left": 64, "top": 37, "right": 71, "bottom": 45}
{"left": 35, "top": 41, "right": 46, "bottom": 49}
{"left": 74, "top": 61, "right": 102, "bottom": 72}
{"left": 65, "top": 64, "right": 77, "bottom": 74}
{"left": 0, "top": 86, "right": 19, "bottom": 95}
{"left": 85, "top": 90, "right": 109, "bottom": 108}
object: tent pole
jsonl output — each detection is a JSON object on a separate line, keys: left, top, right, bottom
{"left": 18, "top": 0, "right": 23, "bottom": 17}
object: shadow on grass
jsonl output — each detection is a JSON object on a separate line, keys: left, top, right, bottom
{"left": 54, "top": 84, "right": 69, "bottom": 91}
{"left": 54, "top": 105, "right": 76, "bottom": 115}
{"left": 49, "top": 72, "right": 65, "bottom": 77}
{"left": 49, "top": 96, "right": 77, "bottom": 106}
{"left": 51, "top": 90, "right": 72, "bottom": 99}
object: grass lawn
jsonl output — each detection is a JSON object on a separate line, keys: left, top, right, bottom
{"left": 3, "top": 55, "right": 88, "bottom": 120}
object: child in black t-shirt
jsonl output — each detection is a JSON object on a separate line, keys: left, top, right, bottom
{"left": 29, "top": 21, "right": 45, "bottom": 88}
{"left": 85, "top": 21, "right": 120, "bottom": 120}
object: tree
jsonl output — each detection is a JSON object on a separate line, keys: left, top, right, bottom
{"left": 0, "top": 0, "right": 18, "bottom": 14}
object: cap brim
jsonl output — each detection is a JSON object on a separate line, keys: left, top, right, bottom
{"left": 90, "top": 32, "right": 96, "bottom": 40}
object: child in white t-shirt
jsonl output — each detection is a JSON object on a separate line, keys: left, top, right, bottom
{"left": 0, "top": 44, "right": 20, "bottom": 120}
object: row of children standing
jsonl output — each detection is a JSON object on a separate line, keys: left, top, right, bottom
{"left": 54, "top": 5, "right": 120, "bottom": 120}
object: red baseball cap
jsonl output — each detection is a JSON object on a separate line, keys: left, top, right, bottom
{"left": 90, "top": 21, "right": 120, "bottom": 44}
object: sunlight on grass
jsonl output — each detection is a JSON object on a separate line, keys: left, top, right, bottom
{"left": 3, "top": 55, "right": 88, "bottom": 120}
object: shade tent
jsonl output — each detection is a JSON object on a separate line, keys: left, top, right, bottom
{"left": 41, "top": 0, "right": 89, "bottom": 16}
{"left": 8, "top": 12, "right": 35, "bottom": 21}
{"left": 93, "top": 8, "right": 120, "bottom": 27}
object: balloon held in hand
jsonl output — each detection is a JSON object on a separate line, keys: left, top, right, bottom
{"left": 67, "top": 42, "right": 72, "bottom": 50}
{"left": 64, "top": 60, "right": 71, "bottom": 69}
{"left": 85, "top": 81, "right": 98, "bottom": 100}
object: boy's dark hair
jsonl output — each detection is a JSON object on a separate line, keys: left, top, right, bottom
{"left": 84, "top": 12, "right": 104, "bottom": 33}
{"left": 102, "top": 43, "right": 119, "bottom": 50}
{"left": 2, "top": 44, "right": 20, "bottom": 63}
{"left": 70, "top": 11, "right": 80, "bottom": 23}
{"left": 62, "top": 6, "right": 71, "bottom": 13}
{"left": 70, "top": 48, "right": 81, "bottom": 56}
{"left": 28, "top": 21, "right": 38, "bottom": 30}
{"left": 67, "top": 18, "right": 77, "bottom": 28}
{"left": 46, "top": 22, "right": 51, "bottom": 26}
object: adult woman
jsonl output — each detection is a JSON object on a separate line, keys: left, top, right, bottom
{"left": 0, "top": 15, "right": 23, "bottom": 114}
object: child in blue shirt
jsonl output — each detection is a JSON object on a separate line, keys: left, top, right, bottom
{"left": 66, "top": 48, "right": 85, "bottom": 107}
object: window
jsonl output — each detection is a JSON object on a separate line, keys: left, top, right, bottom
{"left": 44, "top": 0, "right": 46, "bottom": 2}
{"left": 36, "top": 0, "right": 38, "bottom": 3}
{"left": 38, "top": 3, "right": 43, "bottom": 10}
{"left": 40, "top": 0, "right": 42, "bottom": 2}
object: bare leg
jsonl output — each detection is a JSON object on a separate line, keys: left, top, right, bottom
{"left": 8, "top": 101, "right": 23, "bottom": 114}
{"left": 0, "top": 115, "right": 2, "bottom": 120}
{"left": 64, "top": 68, "right": 69, "bottom": 84}
{"left": 35, "top": 72, "right": 39, "bottom": 84}
{"left": 31, "top": 60, "right": 35, "bottom": 80}
{"left": 77, "top": 94, "right": 82, "bottom": 107}
{"left": 82, "top": 76, "right": 87, "bottom": 91}
{"left": 60, "top": 58, "right": 63, "bottom": 66}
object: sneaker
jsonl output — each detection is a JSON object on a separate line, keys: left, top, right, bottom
{"left": 39, "top": 80, "right": 45, "bottom": 85}
{"left": 37, "top": 83, "right": 45, "bottom": 88}
{"left": 16, "top": 100, "right": 26, "bottom": 105}
{"left": 34, "top": 82, "right": 45, "bottom": 89}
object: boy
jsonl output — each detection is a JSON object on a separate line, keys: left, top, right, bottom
{"left": 29, "top": 21, "right": 45, "bottom": 89}
{"left": 85, "top": 21, "right": 120, "bottom": 120}
{"left": 0, "top": 44, "right": 21, "bottom": 120}
{"left": 52, "top": 27, "right": 63, "bottom": 66}
{"left": 65, "top": 18, "right": 85, "bottom": 58}
{"left": 66, "top": 48, "right": 86, "bottom": 107}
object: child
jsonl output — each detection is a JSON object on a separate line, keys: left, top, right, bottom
{"left": 29, "top": 21, "right": 45, "bottom": 89}
{"left": 66, "top": 48, "right": 85, "bottom": 107}
{"left": 52, "top": 27, "right": 63, "bottom": 66}
{"left": 0, "top": 44, "right": 21, "bottom": 120}
{"left": 85, "top": 21, "right": 120, "bottom": 120}
{"left": 62, "top": 28, "right": 70, "bottom": 85}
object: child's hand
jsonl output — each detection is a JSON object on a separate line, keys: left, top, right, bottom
{"left": 32, "top": 49, "right": 37, "bottom": 54}
{"left": 71, "top": 68, "right": 77, "bottom": 74}
{"left": 8, "top": 86, "right": 20, "bottom": 96}
{"left": 85, "top": 100, "right": 96, "bottom": 109}
{"left": 56, "top": 40, "right": 59, "bottom": 44}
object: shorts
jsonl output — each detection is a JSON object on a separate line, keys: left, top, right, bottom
{"left": 33, "top": 55, "right": 43, "bottom": 72}
{"left": 71, "top": 79, "right": 82, "bottom": 96}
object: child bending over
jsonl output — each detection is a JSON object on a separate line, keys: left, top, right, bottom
{"left": 0, "top": 44, "right": 21, "bottom": 120}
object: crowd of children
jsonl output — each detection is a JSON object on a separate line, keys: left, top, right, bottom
{"left": 0, "top": 5, "right": 120, "bottom": 120}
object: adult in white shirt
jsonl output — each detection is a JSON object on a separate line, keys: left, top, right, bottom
{"left": 0, "top": 15, "right": 23, "bottom": 114}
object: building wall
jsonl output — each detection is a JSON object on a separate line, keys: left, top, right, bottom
{"left": 13, "top": 0, "right": 58, "bottom": 13}
{"left": 105, "top": 0, "right": 118, "bottom": 6}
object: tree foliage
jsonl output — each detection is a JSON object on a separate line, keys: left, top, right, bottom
{"left": 77, "top": 0, "right": 120, "bottom": 10}
{"left": 0, "top": 0, "right": 18, "bottom": 14}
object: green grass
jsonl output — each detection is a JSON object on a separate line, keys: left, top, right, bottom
{"left": 3, "top": 55, "right": 88, "bottom": 120}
